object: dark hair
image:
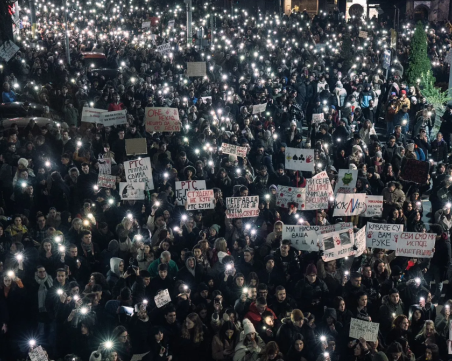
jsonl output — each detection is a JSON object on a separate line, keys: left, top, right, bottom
{"left": 256, "top": 296, "right": 267, "bottom": 306}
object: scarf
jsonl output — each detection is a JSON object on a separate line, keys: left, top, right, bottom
{"left": 81, "top": 241, "right": 93, "bottom": 254}
{"left": 35, "top": 274, "right": 53, "bottom": 312}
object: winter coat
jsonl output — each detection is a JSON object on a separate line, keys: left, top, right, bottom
{"left": 276, "top": 318, "right": 316, "bottom": 356}
{"left": 382, "top": 185, "right": 406, "bottom": 209}
{"left": 431, "top": 139, "right": 448, "bottom": 163}
{"left": 379, "top": 295, "right": 405, "bottom": 335}
{"left": 244, "top": 303, "right": 277, "bottom": 327}
{"left": 233, "top": 334, "right": 265, "bottom": 361}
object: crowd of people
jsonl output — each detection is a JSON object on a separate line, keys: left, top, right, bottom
{"left": 2, "top": 0, "right": 452, "bottom": 361}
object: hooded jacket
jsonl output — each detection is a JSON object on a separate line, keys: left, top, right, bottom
{"left": 177, "top": 253, "right": 205, "bottom": 286}
{"left": 334, "top": 82, "right": 347, "bottom": 107}
{"left": 107, "top": 257, "right": 123, "bottom": 289}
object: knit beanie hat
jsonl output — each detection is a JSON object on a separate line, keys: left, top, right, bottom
{"left": 306, "top": 263, "right": 317, "bottom": 275}
{"left": 18, "top": 158, "right": 29, "bottom": 170}
{"left": 243, "top": 318, "right": 256, "bottom": 335}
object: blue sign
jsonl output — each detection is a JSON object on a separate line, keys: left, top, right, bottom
{"left": 383, "top": 50, "right": 391, "bottom": 70}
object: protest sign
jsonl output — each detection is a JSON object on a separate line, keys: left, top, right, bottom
{"left": 29, "top": 346, "right": 48, "bottom": 361}
{"left": 252, "top": 103, "right": 267, "bottom": 114}
{"left": 168, "top": 20, "right": 175, "bottom": 28}
{"left": 154, "top": 289, "right": 171, "bottom": 308}
{"left": 131, "top": 352, "right": 150, "bottom": 361}
{"left": 124, "top": 158, "right": 154, "bottom": 190}
{"left": 312, "top": 113, "right": 324, "bottom": 124}
{"left": 354, "top": 226, "right": 366, "bottom": 257}
{"left": 319, "top": 228, "right": 355, "bottom": 261}
{"left": 276, "top": 186, "right": 306, "bottom": 209}
{"left": 313, "top": 171, "right": 334, "bottom": 196}
{"left": 175, "top": 180, "right": 206, "bottom": 206}
{"left": 335, "top": 169, "right": 358, "bottom": 194}
{"left": 142, "top": 21, "right": 151, "bottom": 28}
{"left": 333, "top": 193, "right": 367, "bottom": 216}
{"left": 285, "top": 148, "right": 315, "bottom": 172}
{"left": 366, "top": 222, "right": 404, "bottom": 249}
{"left": 359, "top": 31, "right": 368, "bottom": 38}
{"left": 186, "top": 190, "right": 215, "bottom": 210}
{"left": 282, "top": 225, "right": 319, "bottom": 252}
{"left": 81, "top": 107, "right": 107, "bottom": 123}
{"left": 305, "top": 173, "right": 332, "bottom": 210}
{"left": 349, "top": 318, "right": 379, "bottom": 342}
{"left": 98, "top": 158, "right": 111, "bottom": 175}
{"left": 0, "top": 40, "right": 20, "bottom": 62}
{"left": 98, "top": 174, "right": 116, "bottom": 189}
{"left": 145, "top": 107, "right": 180, "bottom": 132}
{"left": 201, "top": 96, "right": 212, "bottom": 102}
{"left": 120, "top": 182, "right": 145, "bottom": 200}
{"left": 400, "top": 159, "right": 430, "bottom": 184}
{"left": 156, "top": 43, "right": 171, "bottom": 55}
{"left": 187, "top": 62, "right": 207, "bottom": 77}
{"left": 364, "top": 195, "right": 383, "bottom": 217}
{"left": 449, "top": 321, "right": 452, "bottom": 354}
{"left": 99, "top": 109, "right": 127, "bottom": 126}
{"left": 126, "top": 138, "right": 147, "bottom": 155}
{"left": 221, "top": 143, "right": 248, "bottom": 158}
{"left": 395, "top": 232, "right": 436, "bottom": 258}
{"left": 226, "top": 196, "right": 259, "bottom": 218}
{"left": 317, "top": 222, "right": 354, "bottom": 235}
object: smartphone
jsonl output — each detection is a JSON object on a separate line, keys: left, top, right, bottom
{"left": 121, "top": 306, "right": 134, "bottom": 316}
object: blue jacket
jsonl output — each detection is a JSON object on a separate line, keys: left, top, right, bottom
{"left": 2, "top": 90, "right": 16, "bottom": 103}
{"left": 415, "top": 148, "right": 426, "bottom": 161}
{"left": 393, "top": 110, "right": 409, "bottom": 127}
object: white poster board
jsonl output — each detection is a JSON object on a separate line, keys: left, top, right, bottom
{"left": 335, "top": 169, "right": 358, "bottom": 194}
{"left": 168, "top": 20, "right": 175, "bottom": 28}
{"left": 123, "top": 157, "right": 154, "bottom": 190}
{"left": 156, "top": 43, "right": 171, "bottom": 55}
{"left": 142, "top": 21, "right": 151, "bottom": 28}
{"left": 99, "top": 109, "right": 127, "bottom": 126}
{"left": 0, "top": 40, "right": 20, "bottom": 62}
{"left": 282, "top": 225, "right": 319, "bottom": 252}
{"left": 319, "top": 228, "right": 355, "bottom": 261}
{"left": 81, "top": 107, "right": 107, "bottom": 123}
{"left": 187, "top": 62, "right": 207, "bottom": 77}
{"left": 226, "top": 196, "right": 259, "bottom": 218}
{"left": 98, "top": 174, "right": 116, "bottom": 189}
{"left": 363, "top": 196, "right": 384, "bottom": 217}
{"left": 305, "top": 173, "right": 333, "bottom": 210}
{"left": 395, "top": 232, "right": 436, "bottom": 258}
{"left": 175, "top": 180, "right": 206, "bottom": 206}
{"left": 252, "top": 103, "right": 267, "bottom": 114}
{"left": 186, "top": 190, "right": 215, "bottom": 210}
{"left": 285, "top": 148, "right": 315, "bottom": 172}
{"left": 98, "top": 158, "right": 112, "bottom": 175}
{"left": 120, "top": 182, "right": 145, "bottom": 200}
{"left": 29, "top": 346, "right": 48, "bottom": 361}
{"left": 154, "top": 289, "right": 171, "bottom": 308}
{"left": 312, "top": 113, "right": 325, "bottom": 124}
{"left": 359, "top": 31, "right": 369, "bottom": 38}
{"left": 354, "top": 226, "right": 366, "bottom": 257}
{"left": 333, "top": 193, "right": 367, "bottom": 216}
{"left": 145, "top": 107, "right": 180, "bottom": 132}
{"left": 349, "top": 318, "right": 379, "bottom": 342}
{"left": 366, "top": 223, "right": 404, "bottom": 249}
{"left": 221, "top": 143, "right": 248, "bottom": 158}
{"left": 276, "top": 186, "right": 306, "bottom": 209}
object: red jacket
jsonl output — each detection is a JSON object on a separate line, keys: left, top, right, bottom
{"left": 108, "top": 103, "right": 125, "bottom": 112}
{"left": 244, "top": 302, "right": 277, "bottom": 327}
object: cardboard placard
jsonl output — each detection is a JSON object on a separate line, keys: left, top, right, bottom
{"left": 276, "top": 186, "right": 306, "bottom": 209}
{"left": 156, "top": 43, "right": 171, "bottom": 55}
{"left": 354, "top": 226, "right": 366, "bottom": 257}
{"left": 319, "top": 228, "right": 355, "bottom": 261}
{"left": 168, "top": 20, "right": 175, "bottom": 28}
{"left": 175, "top": 180, "right": 206, "bottom": 206}
{"left": 0, "top": 40, "right": 20, "bottom": 62}
{"left": 221, "top": 143, "right": 248, "bottom": 158}
{"left": 366, "top": 223, "right": 404, "bottom": 249}
{"left": 186, "top": 190, "right": 215, "bottom": 210}
{"left": 120, "top": 182, "right": 145, "bottom": 200}
{"left": 123, "top": 158, "right": 154, "bottom": 190}
{"left": 333, "top": 193, "right": 367, "bottom": 216}
{"left": 126, "top": 138, "right": 147, "bottom": 155}
{"left": 98, "top": 158, "right": 112, "bottom": 175}
{"left": 99, "top": 109, "right": 127, "bottom": 126}
{"left": 363, "top": 195, "right": 383, "bottom": 217}
{"left": 395, "top": 232, "right": 436, "bottom": 258}
{"left": 335, "top": 169, "right": 358, "bottom": 194}
{"left": 29, "top": 346, "right": 48, "bottom": 361}
{"left": 400, "top": 159, "right": 429, "bottom": 184}
{"left": 226, "top": 196, "right": 259, "bottom": 218}
{"left": 317, "top": 222, "right": 354, "bottom": 235}
{"left": 349, "top": 318, "right": 379, "bottom": 342}
{"left": 312, "top": 113, "right": 325, "bottom": 124}
{"left": 359, "top": 31, "right": 368, "bottom": 38}
{"left": 142, "top": 21, "right": 151, "bottom": 28}
{"left": 154, "top": 289, "right": 171, "bottom": 308}
{"left": 282, "top": 225, "right": 319, "bottom": 252}
{"left": 98, "top": 174, "right": 116, "bottom": 189}
{"left": 145, "top": 107, "right": 180, "bottom": 132}
{"left": 252, "top": 103, "right": 267, "bottom": 114}
{"left": 187, "top": 62, "right": 207, "bottom": 77}
{"left": 81, "top": 107, "right": 107, "bottom": 123}
{"left": 305, "top": 173, "right": 333, "bottom": 210}
{"left": 131, "top": 352, "right": 150, "bottom": 361}
{"left": 285, "top": 148, "right": 315, "bottom": 172}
